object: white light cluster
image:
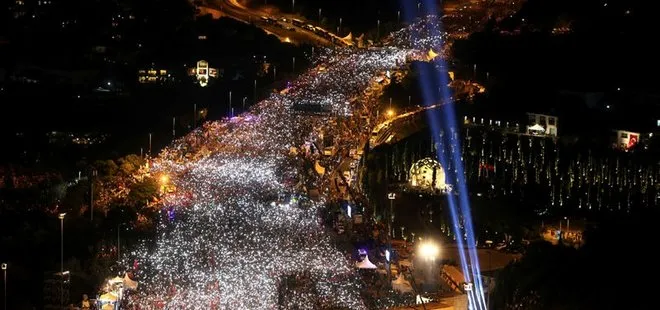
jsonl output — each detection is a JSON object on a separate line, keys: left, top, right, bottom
{"left": 122, "top": 21, "right": 441, "bottom": 310}
{"left": 387, "top": 16, "right": 449, "bottom": 51}
{"left": 128, "top": 196, "right": 365, "bottom": 309}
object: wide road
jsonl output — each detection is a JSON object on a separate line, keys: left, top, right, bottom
{"left": 201, "top": 0, "right": 336, "bottom": 46}
{"left": 118, "top": 12, "right": 468, "bottom": 309}
{"left": 370, "top": 103, "right": 444, "bottom": 148}
{"left": 124, "top": 34, "right": 415, "bottom": 309}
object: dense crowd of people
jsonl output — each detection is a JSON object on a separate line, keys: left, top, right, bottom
{"left": 108, "top": 16, "right": 455, "bottom": 309}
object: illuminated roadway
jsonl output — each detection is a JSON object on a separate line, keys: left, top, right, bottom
{"left": 370, "top": 104, "right": 444, "bottom": 148}
{"left": 200, "top": 0, "right": 337, "bottom": 46}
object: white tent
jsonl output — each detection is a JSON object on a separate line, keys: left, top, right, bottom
{"left": 416, "top": 295, "right": 433, "bottom": 304}
{"left": 123, "top": 274, "right": 138, "bottom": 290}
{"left": 107, "top": 276, "right": 123, "bottom": 285}
{"left": 98, "top": 292, "right": 118, "bottom": 303}
{"left": 392, "top": 274, "right": 413, "bottom": 293}
{"left": 314, "top": 160, "right": 326, "bottom": 175}
{"left": 357, "top": 34, "right": 365, "bottom": 48}
{"left": 356, "top": 255, "right": 377, "bottom": 269}
{"left": 342, "top": 32, "right": 353, "bottom": 42}
{"left": 528, "top": 124, "right": 545, "bottom": 132}
{"left": 427, "top": 48, "right": 439, "bottom": 61}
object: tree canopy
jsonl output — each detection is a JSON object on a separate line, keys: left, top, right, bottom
{"left": 492, "top": 211, "right": 657, "bottom": 309}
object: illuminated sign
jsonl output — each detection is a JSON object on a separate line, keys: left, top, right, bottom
{"left": 196, "top": 60, "right": 210, "bottom": 87}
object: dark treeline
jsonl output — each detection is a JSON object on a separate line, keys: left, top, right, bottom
{"left": 363, "top": 108, "right": 658, "bottom": 224}
{"left": 453, "top": 0, "right": 659, "bottom": 126}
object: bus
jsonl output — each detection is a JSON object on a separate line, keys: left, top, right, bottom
{"left": 292, "top": 18, "right": 304, "bottom": 27}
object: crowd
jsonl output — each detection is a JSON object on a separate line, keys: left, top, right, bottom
{"left": 112, "top": 17, "right": 458, "bottom": 309}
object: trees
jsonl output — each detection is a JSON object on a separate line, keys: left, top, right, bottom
{"left": 93, "top": 160, "right": 118, "bottom": 178}
{"left": 492, "top": 211, "right": 657, "bottom": 309}
{"left": 61, "top": 182, "right": 89, "bottom": 216}
{"left": 117, "top": 154, "right": 145, "bottom": 177}
{"left": 126, "top": 177, "right": 159, "bottom": 208}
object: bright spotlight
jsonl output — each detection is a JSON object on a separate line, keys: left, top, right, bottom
{"left": 159, "top": 174, "right": 170, "bottom": 184}
{"left": 386, "top": 109, "right": 395, "bottom": 117}
{"left": 418, "top": 241, "right": 440, "bottom": 260}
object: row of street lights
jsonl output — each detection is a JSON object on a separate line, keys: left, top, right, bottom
{"left": 59, "top": 212, "right": 66, "bottom": 310}
{"left": 3, "top": 212, "right": 71, "bottom": 309}
{"left": 2, "top": 263, "right": 6, "bottom": 310}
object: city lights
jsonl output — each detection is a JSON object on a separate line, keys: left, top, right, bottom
{"left": 119, "top": 19, "right": 447, "bottom": 308}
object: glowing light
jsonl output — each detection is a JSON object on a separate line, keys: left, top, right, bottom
{"left": 418, "top": 241, "right": 440, "bottom": 260}
{"left": 110, "top": 16, "right": 460, "bottom": 309}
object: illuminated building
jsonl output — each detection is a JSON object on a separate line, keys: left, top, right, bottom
{"left": 526, "top": 113, "right": 558, "bottom": 137}
{"left": 409, "top": 158, "right": 450, "bottom": 192}
{"left": 188, "top": 60, "right": 219, "bottom": 87}
{"left": 137, "top": 68, "right": 173, "bottom": 84}
{"left": 612, "top": 130, "right": 640, "bottom": 151}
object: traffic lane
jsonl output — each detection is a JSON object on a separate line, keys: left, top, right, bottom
{"left": 199, "top": 4, "right": 329, "bottom": 45}
{"left": 256, "top": 22, "right": 333, "bottom": 46}
{"left": 217, "top": 0, "right": 334, "bottom": 45}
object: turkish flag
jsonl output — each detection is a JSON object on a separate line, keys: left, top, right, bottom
{"left": 628, "top": 134, "right": 639, "bottom": 148}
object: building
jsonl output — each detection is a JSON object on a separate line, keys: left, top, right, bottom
{"left": 526, "top": 113, "right": 558, "bottom": 137}
{"left": 409, "top": 158, "right": 450, "bottom": 193}
{"left": 612, "top": 130, "right": 640, "bottom": 151}
{"left": 187, "top": 60, "right": 219, "bottom": 87}
{"left": 137, "top": 68, "right": 173, "bottom": 84}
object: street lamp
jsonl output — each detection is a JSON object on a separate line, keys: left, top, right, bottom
{"left": 386, "top": 109, "right": 395, "bottom": 118}
{"left": 117, "top": 224, "right": 124, "bottom": 265}
{"left": 58, "top": 212, "right": 66, "bottom": 309}
{"left": 387, "top": 192, "right": 396, "bottom": 283}
{"left": 418, "top": 241, "right": 440, "bottom": 261}
{"left": 387, "top": 193, "right": 396, "bottom": 237}
{"left": 2, "top": 263, "right": 6, "bottom": 310}
{"left": 385, "top": 249, "right": 392, "bottom": 282}
{"left": 253, "top": 79, "right": 257, "bottom": 105}
{"left": 228, "top": 91, "right": 232, "bottom": 117}
{"left": 90, "top": 169, "right": 97, "bottom": 222}
{"left": 418, "top": 241, "right": 439, "bottom": 288}
{"left": 377, "top": 19, "right": 381, "bottom": 40}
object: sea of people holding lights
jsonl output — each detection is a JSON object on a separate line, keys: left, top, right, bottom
{"left": 116, "top": 18, "right": 450, "bottom": 309}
